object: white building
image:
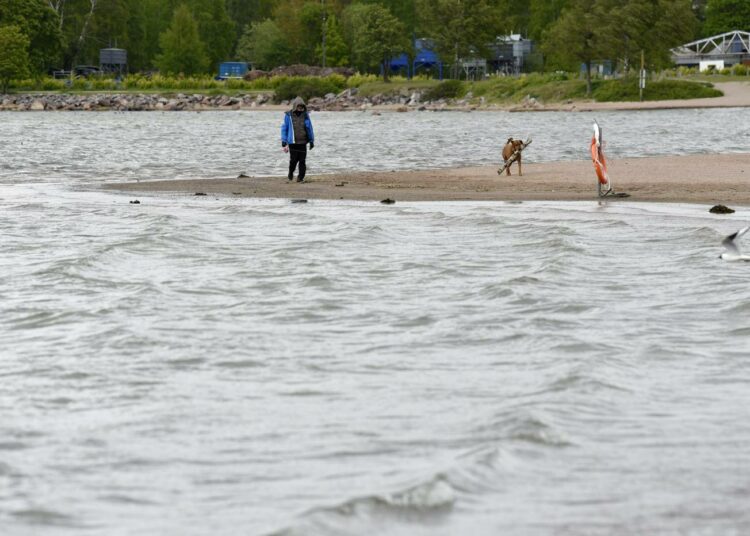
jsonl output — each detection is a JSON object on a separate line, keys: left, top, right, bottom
{"left": 671, "top": 30, "right": 750, "bottom": 68}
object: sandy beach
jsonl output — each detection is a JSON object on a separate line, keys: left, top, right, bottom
{"left": 106, "top": 153, "right": 750, "bottom": 205}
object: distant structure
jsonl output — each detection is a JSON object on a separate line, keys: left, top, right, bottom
{"left": 488, "top": 35, "right": 535, "bottom": 75}
{"left": 100, "top": 48, "right": 127, "bottom": 76}
{"left": 671, "top": 30, "right": 750, "bottom": 71}
{"left": 412, "top": 39, "right": 443, "bottom": 79}
{"left": 385, "top": 35, "right": 535, "bottom": 79}
{"left": 581, "top": 60, "right": 613, "bottom": 76}
{"left": 217, "top": 62, "right": 250, "bottom": 80}
{"left": 488, "top": 41, "right": 515, "bottom": 74}
{"left": 459, "top": 57, "right": 487, "bottom": 80}
{"left": 385, "top": 39, "right": 443, "bottom": 79}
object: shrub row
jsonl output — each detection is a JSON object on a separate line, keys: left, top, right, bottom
{"left": 592, "top": 78, "right": 722, "bottom": 101}
{"left": 4, "top": 71, "right": 726, "bottom": 104}
{"left": 272, "top": 76, "right": 347, "bottom": 103}
{"left": 666, "top": 65, "right": 749, "bottom": 77}
{"left": 8, "top": 74, "right": 349, "bottom": 93}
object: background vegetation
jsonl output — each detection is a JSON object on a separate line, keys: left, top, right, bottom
{"left": 1, "top": 0, "right": 747, "bottom": 75}
{"left": 0, "top": 0, "right": 746, "bottom": 101}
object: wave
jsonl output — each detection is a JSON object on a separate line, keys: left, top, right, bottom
{"left": 271, "top": 476, "right": 455, "bottom": 536}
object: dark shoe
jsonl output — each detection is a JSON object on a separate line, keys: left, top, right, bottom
{"left": 297, "top": 178, "right": 305, "bottom": 183}
{"left": 287, "top": 177, "right": 293, "bottom": 182}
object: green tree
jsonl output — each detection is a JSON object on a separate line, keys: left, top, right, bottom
{"left": 703, "top": 0, "right": 750, "bottom": 34}
{"left": 189, "top": 0, "right": 235, "bottom": 70}
{"left": 357, "top": 0, "right": 417, "bottom": 34}
{"left": 352, "top": 4, "right": 410, "bottom": 81}
{"left": 529, "top": 0, "right": 570, "bottom": 40}
{"left": 316, "top": 14, "right": 349, "bottom": 67}
{"left": 651, "top": 0, "right": 698, "bottom": 66}
{"left": 500, "top": 0, "right": 532, "bottom": 35}
{"left": 0, "top": 0, "right": 61, "bottom": 73}
{"left": 155, "top": 4, "right": 208, "bottom": 75}
{"left": 542, "top": 0, "right": 604, "bottom": 95}
{"left": 226, "top": 0, "right": 275, "bottom": 41}
{"left": 340, "top": 3, "right": 372, "bottom": 69}
{"left": 236, "top": 19, "right": 291, "bottom": 69}
{"left": 82, "top": 0, "right": 130, "bottom": 65}
{"left": 122, "top": 0, "right": 149, "bottom": 71}
{"left": 693, "top": 0, "right": 708, "bottom": 25}
{"left": 599, "top": 0, "right": 696, "bottom": 71}
{"left": 139, "top": 0, "right": 178, "bottom": 70}
{"left": 0, "top": 25, "right": 30, "bottom": 92}
{"left": 272, "top": 0, "right": 326, "bottom": 65}
{"left": 416, "top": 0, "right": 501, "bottom": 78}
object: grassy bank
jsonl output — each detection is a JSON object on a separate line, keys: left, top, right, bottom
{"left": 5, "top": 72, "right": 724, "bottom": 104}
{"left": 466, "top": 73, "right": 722, "bottom": 104}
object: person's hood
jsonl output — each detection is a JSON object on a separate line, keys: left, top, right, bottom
{"left": 290, "top": 96, "right": 307, "bottom": 113}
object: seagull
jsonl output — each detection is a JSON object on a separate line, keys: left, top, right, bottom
{"left": 720, "top": 226, "right": 750, "bottom": 261}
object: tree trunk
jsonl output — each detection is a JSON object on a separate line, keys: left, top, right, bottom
{"left": 70, "top": 0, "right": 97, "bottom": 70}
{"left": 383, "top": 54, "right": 389, "bottom": 82}
{"left": 47, "top": 0, "right": 66, "bottom": 33}
{"left": 585, "top": 60, "right": 592, "bottom": 96}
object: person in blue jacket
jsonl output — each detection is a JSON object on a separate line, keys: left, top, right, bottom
{"left": 281, "top": 96, "right": 315, "bottom": 183}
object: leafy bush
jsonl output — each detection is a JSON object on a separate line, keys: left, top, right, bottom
{"left": 273, "top": 76, "right": 346, "bottom": 103}
{"left": 40, "top": 78, "right": 66, "bottom": 91}
{"left": 469, "top": 72, "right": 583, "bottom": 102}
{"left": 593, "top": 78, "right": 722, "bottom": 101}
{"left": 423, "top": 79, "right": 465, "bottom": 101}
{"left": 346, "top": 73, "right": 378, "bottom": 88}
{"left": 89, "top": 78, "right": 118, "bottom": 91}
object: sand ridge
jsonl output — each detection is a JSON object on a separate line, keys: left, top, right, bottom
{"left": 105, "top": 153, "right": 750, "bottom": 205}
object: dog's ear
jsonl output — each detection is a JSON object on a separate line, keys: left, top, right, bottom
{"left": 506, "top": 137, "right": 514, "bottom": 144}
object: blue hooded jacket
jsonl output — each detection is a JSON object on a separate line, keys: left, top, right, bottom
{"left": 281, "top": 96, "right": 314, "bottom": 146}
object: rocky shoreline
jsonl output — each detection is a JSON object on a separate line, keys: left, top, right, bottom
{"left": 0, "top": 88, "right": 525, "bottom": 112}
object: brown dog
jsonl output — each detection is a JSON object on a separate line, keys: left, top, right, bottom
{"left": 501, "top": 137, "right": 525, "bottom": 176}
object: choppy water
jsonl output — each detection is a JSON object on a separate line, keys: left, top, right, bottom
{"left": 1, "top": 108, "right": 749, "bottom": 183}
{"left": 2, "top": 110, "right": 750, "bottom": 535}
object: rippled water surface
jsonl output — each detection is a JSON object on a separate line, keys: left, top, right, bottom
{"left": 2, "top": 111, "right": 750, "bottom": 535}
{"left": 1, "top": 108, "right": 749, "bottom": 183}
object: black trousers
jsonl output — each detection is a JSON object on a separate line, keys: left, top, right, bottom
{"left": 288, "top": 144, "right": 307, "bottom": 180}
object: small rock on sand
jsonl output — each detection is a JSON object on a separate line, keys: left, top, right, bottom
{"left": 381, "top": 198, "right": 395, "bottom": 204}
{"left": 709, "top": 204, "right": 735, "bottom": 214}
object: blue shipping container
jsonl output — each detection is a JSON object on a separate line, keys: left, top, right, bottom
{"left": 218, "top": 62, "right": 249, "bottom": 80}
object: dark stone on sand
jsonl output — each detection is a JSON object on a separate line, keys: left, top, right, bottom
{"left": 237, "top": 173, "right": 250, "bottom": 178}
{"left": 232, "top": 192, "right": 242, "bottom": 195}
{"left": 291, "top": 199, "right": 308, "bottom": 204}
{"left": 709, "top": 204, "right": 735, "bottom": 214}
{"left": 194, "top": 192, "right": 207, "bottom": 196}
{"left": 335, "top": 182, "right": 346, "bottom": 187}
{"left": 380, "top": 198, "right": 395, "bottom": 204}
{"left": 129, "top": 200, "right": 140, "bottom": 204}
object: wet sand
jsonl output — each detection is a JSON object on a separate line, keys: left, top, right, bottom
{"left": 105, "top": 153, "right": 750, "bottom": 205}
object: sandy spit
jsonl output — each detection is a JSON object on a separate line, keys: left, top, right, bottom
{"left": 104, "top": 153, "right": 750, "bottom": 205}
